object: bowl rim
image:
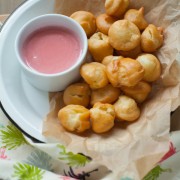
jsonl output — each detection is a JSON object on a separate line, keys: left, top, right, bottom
{"left": 15, "top": 13, "right": 88, "bottom": 77}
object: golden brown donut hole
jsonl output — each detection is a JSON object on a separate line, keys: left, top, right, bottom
{"left": 106, "top": 58, "right": 144, "bottom": 87}
{"left": 141, "top": 24, "right": 163, "bottom": 53}
{"left": 70, "top": 11, "right": 97, "bottom": 37}
{"left": 88, "top": 32, "right": 114, "bottom": 62}
{"left": 80, "top": 62, "right": 109, "bottom": 89}
{"left": 90, "top": 84, "right": 121, "bottom": 106}
{"left": 105, "top": 0, "right": 130, "bottom": 18}
{"left": 63, "top": 83, "right": 91, "bottom": 107}
{"left": 121, "top": 81, "right": 152, "bottom": 103}
{"left": 124, "top": 7, "right": 148, "bottom": 31}
{"left": 58, "top": 105, "right": 90, "bottom": 133}
{"left": 108, "top": 20, "right": 141, "bottom": 51}
{"left": 90, "top": 102, "right": 115, "bottom": 133}
{"left": 136, "top": 53, "right": 161, "bottom": 82}
{"left": 96, "top": 13, "right": 117, "bottom": 35}
{"left": 113, "top": 95, "right": 140, "bottom": 121}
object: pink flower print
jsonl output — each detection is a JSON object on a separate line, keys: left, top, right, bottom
{"left": 0, "top": 147, "right": 8, "bottom": 160}
{"left": 159, "top": 142, "right": 176, "bottom": 163}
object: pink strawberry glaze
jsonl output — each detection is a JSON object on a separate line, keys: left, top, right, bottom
{"left": 22, "top": 26, "right": 82, "bottom": 74}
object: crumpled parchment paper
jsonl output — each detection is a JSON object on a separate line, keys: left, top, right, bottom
{"left": 42, "top": 0, "right": 180, "bottom": 179}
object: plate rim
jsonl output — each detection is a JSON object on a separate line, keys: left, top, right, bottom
{"left": 0, "top": 102, "right": 43, "bottom": 143}
{"left": 0, "top": 0, "right": 54, "bottom": 143}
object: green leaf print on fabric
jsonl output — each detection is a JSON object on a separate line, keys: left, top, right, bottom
{"left": 143, "top": 165, "right": 172, "bottom": 180}
{"left": 25, "top": 149, "right": 53, "bottom": 171}
{"left": 0, "top": 125, "right": 29, "bottom": 150}
{"left": 57, "top": 145, "right": 91, "bottom": 167}
{"left": 13, "top": 163, "right": 45, "bottom": 180}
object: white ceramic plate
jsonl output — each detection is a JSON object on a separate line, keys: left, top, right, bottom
{"left": 0, "top": 0, "right": 56, "bottom": 142}
{"left": 1, "top": 0, "right": 180, "bottom": 142}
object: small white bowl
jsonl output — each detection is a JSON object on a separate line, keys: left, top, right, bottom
{"left": 15, "top": 14, "right": 88, "bottom": 92}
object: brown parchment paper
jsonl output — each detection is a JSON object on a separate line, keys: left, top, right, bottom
{"left": 43, "top": 0, "right": 180, "bottom": 179}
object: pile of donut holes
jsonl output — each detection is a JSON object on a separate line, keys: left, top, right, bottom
{"left": 58, "top": 0, "right": 163, "bottom": 134}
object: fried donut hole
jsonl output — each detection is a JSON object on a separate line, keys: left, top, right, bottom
{"left": 137, "top": 54, "right": 161, "bottom": 82}
{"left": 116, "top": 44, "right": 142, "bottom": 59}
{"left": 114, "top": 95, "right": 140, "bottom": 121}
{"left": 58, "top": 105, "right": 90, "bottom": 133}
{"left": 102, "top": 55, "right": 124, "bottom": 66}
{"left": 105, "top": 0, "right": 130, "bottom": 18}
{"left": 90, "top": 84, "right": 121, "bottom": 106}
{"left": 80, "top": 62, "right": 109, "bottom": 89}
{"left": 90, "top": 102, "right": 115, "bottom": 133}
{"left": 108, "top": 20, "right": 141, "bottom": 51}
{"left": 106, "top": 58, "right": 144, "bottom": 87}
{"left": 88, "top": 32, "right": 113, "bottom": 62}
{"left": 70, "top": 11, "right": 96, "bottom": 37}
{"left": 124, "top": 7, "right": 148, "bottom": 31}
{"left": 63, "top": 83, "right": 91, "bottom": 107}
{"left": 121, "top": 81, "right": 152, "bottom": 103}
{"left": 141, "top": 24, "right": 163, "bottom": 52}
{"left": 96, "top": 13, "right": 117, "bottom": 35}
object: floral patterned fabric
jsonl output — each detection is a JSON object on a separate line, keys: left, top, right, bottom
{"left": 1, "top": 107, "right": 180, "bottom": 180}
{"left": 0, "top": 108, "right": 99, "bottom": 180}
